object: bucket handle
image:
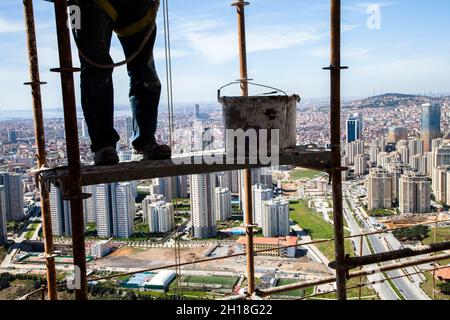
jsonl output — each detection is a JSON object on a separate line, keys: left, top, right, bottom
{"left": 217, "top": 81, "right": 290, "bottom": 101}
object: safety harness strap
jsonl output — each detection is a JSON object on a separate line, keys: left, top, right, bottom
{"left": 114, "top": 7, "right": 157, "bottom": 37}
{"left": 94, "top": 0, "right": 158, "bottom": 37}
{"left": 94, "top": 0, "right": 118, "bottom": 22}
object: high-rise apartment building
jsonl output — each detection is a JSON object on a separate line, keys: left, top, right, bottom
{"left": 345, "top": 140, "right": 364, "bottom": 165}
{"left": 261, "top": 198, "right": 290, "bottom": 238}
{"left": 125, "top": 116, "right": 133, "bottom": 145}
{"left": 386, "top": 127, "right": 408, "bottom": 144}
{"left": 407, "top": 138, "right": 424, "bottom": 166}
{"left": 190, "top": 174, "right": 216, "bottom": 239}
{"left": 252, "top": 184, "right": 273, "bottom": 226}
{"left": 49, "top": 185, "right": 73, "bottom": 237}
{"left": 145, "top": 201, "right": 175, "bottom": 233}
{"left": 432, "top": 166, "right": 450, "bottom": 204}
{"left": 95, "top": 183, "right": 135, "bottom": 239}
{"left": 354, "top": 154, "right": 368, "bottom": 176}
{"left": 0, "top": 173, "right": 24, "bottom": 221}
{"left": 7, "top": 130, "right": 18, "bottom": 144}
{"left": 399, "top": 173, "right": 431, "bottom": 214}
{"left": 367, "top": 168, "right": 392, "bottom": 211}
{"left": 388, "top": 162, "right": 408, "bottom": 204}
{"left": 421, "top": 103, "right": 441, "bottom": 152}
{"left": 0, "top": 185, "right": 7, "bottom": 245}
{"left": 214, "top": 188, "right": 232, "bottom": 222}
{"left": 346, "top": 113, "right": 363, "bottom": 143}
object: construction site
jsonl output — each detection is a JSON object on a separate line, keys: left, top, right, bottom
{"left": 0, "top": 0, "right": 449, "bottom": 303}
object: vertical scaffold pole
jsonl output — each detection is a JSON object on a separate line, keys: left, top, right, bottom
{"left": 23, "top": 0, "right": 58, "bottom": 300}
{"left": 53, "top": 0, "right": 87, "bottom": 300}
{"left": 329, "top": 0, "right": 347, "bottom": 300}
{"left": 232, "top": 0, "right": 255, "bottom": 296}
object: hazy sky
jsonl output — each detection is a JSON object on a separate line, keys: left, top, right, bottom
{"left": 1, "top": 0, "right": 450, "bottom": 111}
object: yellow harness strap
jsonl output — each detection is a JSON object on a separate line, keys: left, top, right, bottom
{"left": 114, "top": 7, "right": 157, "bottom": 38}
{"left": 94, "top": 0, "right": 118, "bottom": 22}
{"left": 94, "top": 0, "right": 158, "bottom": 38}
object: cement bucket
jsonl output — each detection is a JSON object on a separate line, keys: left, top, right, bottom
{"left": 219, "top": 94, "right": 300, "bottom": 155}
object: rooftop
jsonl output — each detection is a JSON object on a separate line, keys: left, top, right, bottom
{"left": 236, "top": 236, "right": 298, "bottom": 246}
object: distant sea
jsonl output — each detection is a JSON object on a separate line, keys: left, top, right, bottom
{"left": 0, "top": 103, "right": 222, "bottom": 120}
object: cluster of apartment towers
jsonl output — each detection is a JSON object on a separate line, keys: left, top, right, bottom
{"left": 45, "top": 166, "right": 290, "bottom": 240}
{"left": 345, "top": 103, "right": 447, "bottom": 214}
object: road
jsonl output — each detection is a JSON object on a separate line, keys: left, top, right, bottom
{"left": 344, "top": 181, "right": 431, "bottom": 300}
{"left": 343, "top": 197, "right": 399, "bottom": 300}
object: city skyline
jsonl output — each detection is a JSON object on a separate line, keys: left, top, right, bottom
{"left": 2, "top": 0, "right": 450, "bottom": 110}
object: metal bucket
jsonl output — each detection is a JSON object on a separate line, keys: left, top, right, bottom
{"left": 219, "top": 94, "right": 300, "bottom": 154}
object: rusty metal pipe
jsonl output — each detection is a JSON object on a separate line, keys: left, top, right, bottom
{"left": 53, "top": 0, "right": 87, "bottom": 300}
{"left": 329, "top": 241, "right": 450, "bottom": 270}
{"left": 23, "top": 0, "right": 58, "bottom": 300}
{"left": 259, "top": 252, "right": 450, "bottom": 297}
{"left": 329, "top": 0, "right": 347, "bottom": 300}
{"left": 233, "top": 0, "right": 255, "bottom": 295}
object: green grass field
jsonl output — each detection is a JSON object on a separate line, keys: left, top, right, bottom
{"left": 422, "top": 227, "right": 450, "bottom": 265}
{"left": 290, "top": 200, "right": 349, "bottom": 240}
{"left": 24, "top": 223, "right": 39, "bottom": 240}
{"left": 315, "top": 239, "right": 355, "bottom": 262}
{"left": 271, "top": 279, "right": 314, "bottom": 298}
{"left": 289, "top": 169, "right": 322, "bottom": 180}
{"left": 290, "top": 201, "right": 334, "bottom": 239}
{"left": 180, "top": 275, "right": 237, "bottom": 287}
{"left": 420, "top": 270, "right": 450, "bottom": 300}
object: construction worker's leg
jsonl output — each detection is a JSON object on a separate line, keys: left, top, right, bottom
{"left": 74, "top": 1, "right": 119, "bottom": 153}
{"left": 118, "top": 24, "right": 161, "bottom": 152}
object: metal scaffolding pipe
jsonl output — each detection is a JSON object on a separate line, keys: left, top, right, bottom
{"left": 23, "top": 0, "right": 58, "bottom": 300}
{"left": 329, "top": 0, "right": 347, "bottom": 300}
{"left": 53, "top": 0, "right": 87, "bottom": 300}
{"left": 233, "top": 0, "right": 255, "bottom": 295}
{"left": 258, "top": 252, "right": 450, "bottom": 297}
{"left": 329, "top": 241, "right": 450, "bottom": 270}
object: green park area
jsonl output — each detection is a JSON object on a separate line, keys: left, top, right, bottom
{"left": 289, "top": 200, "right": 352, "bottom": 262}
{"left": 289, "top": 169, "right": 322, "bottom": 180}
{"left": 24, "top": 222, "right": 39, "bottom": 240}
{"left": 271, "top": 279, "right": 314, "bottom": 298}
{"left": 369, "top": 208, "right": 398, "bottom": 217}
{"left": 422, "top": 227, "right": 450, "bottom": 266}
{"left": 420, "top": 271, "right": 450, "bottom": 301}
{"left": 180, "top": 275, "right": 238, "bottom": 288}
{"left": 289, "top": 200, "right": 335, "bottom": 239}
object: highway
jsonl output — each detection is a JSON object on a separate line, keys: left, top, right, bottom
{"left": 343, "top": 196, "right": 399, "bottom": 300}
{"left": 343, "top": 181, "right": 430, "bottom": 300}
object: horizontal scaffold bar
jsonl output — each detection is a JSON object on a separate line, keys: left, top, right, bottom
{"left": 258, "top": 252, "right": 450, "bottom": 297}
{"left": 37, "top": 146, "right": 331, "bottom": 189}
{"left": 329, "top": 241, "right": 450, "bottom": 270}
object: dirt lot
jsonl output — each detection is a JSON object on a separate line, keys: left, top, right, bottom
{"left": 95, "top": 245, "right": 331, "bottom": 276}
{"left": 94, "top": 246, "right": 211, "bottom": 269}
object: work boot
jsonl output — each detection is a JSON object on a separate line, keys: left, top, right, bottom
{"left": 135, "top": 137, "right": 172, "bottom": 161}
{"left": 94, "top": 146, "right": 120, "bottom": 166}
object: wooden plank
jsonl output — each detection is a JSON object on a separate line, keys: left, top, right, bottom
{"left": 38, "top": 147, "right": 331, "bottom": 188}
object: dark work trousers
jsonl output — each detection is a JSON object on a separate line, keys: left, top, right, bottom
{"left": 74, "top": 1, "right": 161, "bottom": 152}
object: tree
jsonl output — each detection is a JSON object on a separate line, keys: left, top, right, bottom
{"left": 126, "top": 291, "right": 137, "bottom": 300}
{"left": 393, "top": 225, "right": 430, "bottom": 242}
{"left": 438, "top": 282, "right": 450, "bottom": 295}
{"left": 0, "top": 279, "right": 10, "bottom": 290}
